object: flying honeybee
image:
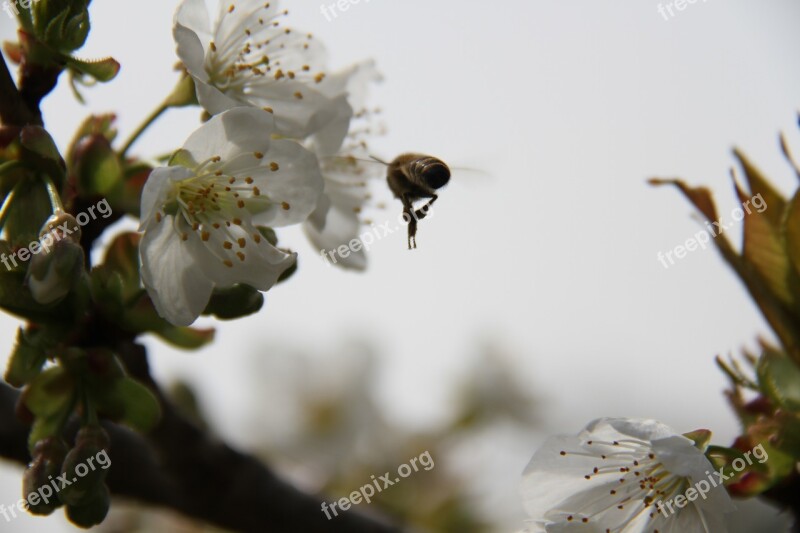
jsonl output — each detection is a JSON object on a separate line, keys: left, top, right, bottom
{"left": 374, "top": 153, "right": 451, "bottom": 249}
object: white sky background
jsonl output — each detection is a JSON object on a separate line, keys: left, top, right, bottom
{"left": 1, "top": 0, "right": 800, "bottom": 531}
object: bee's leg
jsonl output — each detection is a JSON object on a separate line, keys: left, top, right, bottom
{"left": 406, "top": 208, "right": 418, "bottom": 249}
{"left": 401, "top": 194, "right": 421, "bottom": 249}
{"left": 413, "top": 194, "right": 438, "bottom": 221}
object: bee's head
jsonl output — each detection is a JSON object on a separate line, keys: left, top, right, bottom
{"left": 421, "top": 158, "right": 451, "bottom": 189}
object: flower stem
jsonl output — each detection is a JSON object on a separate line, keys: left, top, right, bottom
{"left": 119, "top": 75, "right": 198, "bottom": 158}
{"left": 119, "top": 101, "right": 170, "bottom": 158}
{"left": 83, "top": 390, "right": 99, "bottom": 427}
{"left": 42, "top": 174, "right": 65, "bottom": 213}
{"left": 0, "top": 177, "right": 24, "bottom": 233}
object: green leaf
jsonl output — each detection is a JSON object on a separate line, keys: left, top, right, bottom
{"left": 66, "top": 56, "right": 120, "bottom": 83}
{"left": 28, "top": 413, "right": 69, "bottom": 454}
{"left": 767, "top": 411, "right": 800, "bottom": 457}
{"left": 20, "top": 126, "right": 65, "bottom": 171}
{"left": 784, "top": 190, "right": 800, "bottom": 280}
{"left": 101, "top": 233, "right": 141, "bottom": 300}
{"left": 4, "top": 178, "right": 52, "bottom": 248}
{"left": 24, "top": 365, "right": 75, "bottom": 453}
{"left": 114, "top": 378, "right": 161, "bottom": 433}
{"left": 651, "top": 178, "right": 800, "bottom": 362}
{"left": 734, "top": 179, "right": 796, "bottom": 307}
{"left": 4, "top": 328, "right": 47, "bottom": 387}
{"left": 757, "top": 349, "right": 800, "bottom": 411}
{"left": 24, "top": 366, "right": 74, "bottom": 418}
{"left": 733, "top": 149, "right": 787, "bottom": 229}
{"left": 89, "top": 265, "right": 125, "bottom": 315}
{"left": 105, "top": 164, "right": 151, "bottom": 218}
{"left": 649, "top": 178, "right": 721, "bottom": 222}
{"left": 67, "top": 115, "right": 118, "bottom": 167}
{"left": 72, "top": 135, "right": 123, "bottom": 195}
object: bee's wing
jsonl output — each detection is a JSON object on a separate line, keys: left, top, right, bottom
{"left": 447, "top": 166, "right": 491, "bottom": 186}
{"left": 320, "top": 155, "right": 388, "bottom": 168}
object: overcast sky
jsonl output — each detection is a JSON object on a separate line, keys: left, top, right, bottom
{"left": 2, "top": 1, "right": 800, "bottom": 530}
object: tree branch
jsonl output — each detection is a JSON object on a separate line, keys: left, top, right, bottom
{"left": 0, "top": 49, "right": 41, "bottom": 126}
{"left": 0, "top": 344, "right": 403, "bottom": 533}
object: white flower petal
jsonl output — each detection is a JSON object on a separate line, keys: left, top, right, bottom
{"left": 194, "top": 77, "right": 244, "bottom": 115}
{"left": 304, "top": 194, "right": 367, "bottom": 271}
{"left": 583, "top": 417, "right": 676, "bottom": 444}
{"left": 307, "top": 94, "right": 352, "bottom": 157}
{"left": 139, "top": 214, "right": 214, "bottom": 326}
{"left": 193, "top": 217, "right": 295, "bottom": 291}
{"left": 238, "top": 81, "right": 348, "bottom": 145}
{"left": 174, "top": 0, "right": 212, "bottom": 76}
{"left": 245, "top": 138, "right": 324, "bottom": 226}
{"left": 317, "top": 59, "right": 382, "bottom": 111}
{"left": 140, "top": 166, "right": 194, "bottom": 231}
{"left": 182, "top": 106, "right": 274, "bottom": 163}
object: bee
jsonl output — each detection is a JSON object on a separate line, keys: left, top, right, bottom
{"left": 379, "top": 153, "right": 451, "bottom": 249}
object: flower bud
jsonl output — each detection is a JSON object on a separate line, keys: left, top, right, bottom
{"left": 31, "top": 0, "right": 91, "bottom": 53}
{"left": 65, "top": 484, "right": 110, "bottom": 528}
{"left": 39, "top": 212, "right": 81, "bottom": 243}
{"left": 58, "top": 426, "right": 110, "bottom": 507}
{"left": 23, "top": 437, "right": 68, "bottom": 516}
{"left": 27, "top": 214, "right": 85, "bottom": 305}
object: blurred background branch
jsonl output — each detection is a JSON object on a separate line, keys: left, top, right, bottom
{"left": 0, "top": 344, "right": 402, "bottom": 533}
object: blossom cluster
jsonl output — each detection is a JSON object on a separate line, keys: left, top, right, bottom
{"left": 141, "top": 0, "right": 382, "bottom": 325}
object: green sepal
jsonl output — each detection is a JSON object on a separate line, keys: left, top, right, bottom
{"left": 123, "top": 293, "right": 215, "bottom": 350}
{"left": 164, "top": 73, "right": 198, "bottom": 108}
{"left": 4, "top": 327, "right": 48, "bottom": 387}
{"left": 153, "top": 324, "right": 216, "bottom": 350}
{"left": 203, "top": 284, "right": 264, "bottom": 320}
{"left": 682, "top": 429, "right": 712, "bottom": 452}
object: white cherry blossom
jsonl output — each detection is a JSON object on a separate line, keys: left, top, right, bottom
{"left": 139, "top": 107, "right": 322, "bottom": 326}
{"left": 174, "top": 0, "right": 353, "bottom": 152}
{"left": 520, "top": 418, "right": 735, "bottom": 533}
